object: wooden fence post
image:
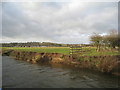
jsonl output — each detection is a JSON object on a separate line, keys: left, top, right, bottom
{"left": 69, "top": 46, "right": 82, "bottom": 59}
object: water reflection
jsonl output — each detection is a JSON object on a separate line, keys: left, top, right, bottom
{"left": 2, "top": 56, "right": 120, "bottom": 88}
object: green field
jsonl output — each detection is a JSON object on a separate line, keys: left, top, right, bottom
{"left": 2, "top": 47, "right": 70, "bottom": 55}
{"left": 1, "top": 47, "right": 119, "bottom": 56}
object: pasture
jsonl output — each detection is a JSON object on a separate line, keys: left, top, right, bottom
{"left": 2, "top": 47, "right": 119, "bottom": 56}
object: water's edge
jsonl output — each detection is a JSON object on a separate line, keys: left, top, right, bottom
{"left": 2, "top": 56, "right": 120, "bottom": 88}
{"left": 2, "top": 50, "right": 120, "bottom": 76}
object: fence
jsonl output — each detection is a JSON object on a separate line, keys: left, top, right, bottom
{"left": 69, "top": 46, "right": 82, "bottom": 58}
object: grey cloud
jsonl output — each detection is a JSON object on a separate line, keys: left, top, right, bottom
{"left": 2, "top": 2, "right": 118, "bottom": 44}
{"left": 0, "top": 2, "right": 2, "bottom": 43}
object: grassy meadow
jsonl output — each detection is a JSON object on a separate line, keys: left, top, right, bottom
{"left": 1, "top": 47, "right": 119, "bottom": 56}
{"left": 2, "top": 47, "right": 70, "bottom": 55}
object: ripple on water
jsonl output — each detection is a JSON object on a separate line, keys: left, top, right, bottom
{"left": 2, "top": 56, "right": 120, "bottom": 88}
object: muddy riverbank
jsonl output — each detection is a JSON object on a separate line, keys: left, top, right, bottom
{"left": 3, "top": 56, "right": 120, "bottom": 88}
{"left": 2, "top": 50, "right": 120, "bottom": 76}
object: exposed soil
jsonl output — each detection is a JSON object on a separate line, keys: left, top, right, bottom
{"left": 2, "top": 50, "right": 120, "bottom": 76}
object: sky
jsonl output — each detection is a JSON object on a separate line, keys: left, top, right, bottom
{"left": 1, "top": 0, "right": 118, "bottom": 44}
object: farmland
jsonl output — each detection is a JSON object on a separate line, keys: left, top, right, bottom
{"left": 1, "top": 47, "right": 119, "bottom": 56}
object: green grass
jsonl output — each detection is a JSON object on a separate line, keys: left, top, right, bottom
{"left": 1, "top": 47, "right": 119, "bottom": 56}
{"left": 79, "top": 47, "right": 119, "bottom": 56}
{"left": 2, "top": 47, "right": 70, "bottom": 55}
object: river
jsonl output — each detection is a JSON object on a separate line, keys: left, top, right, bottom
{"left": 2, "top": 56, "right": 120, "bottom": 88}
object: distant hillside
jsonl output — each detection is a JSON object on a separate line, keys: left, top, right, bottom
{"left": 1, "top": 42, "right": 92, "bottom": 47}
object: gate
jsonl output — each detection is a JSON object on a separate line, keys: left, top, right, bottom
{"left": 69, "top": 46, "right": 82, "bottom": 58}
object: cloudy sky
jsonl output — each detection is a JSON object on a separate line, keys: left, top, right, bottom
{"left": 1, "top": 1, "right": 118, "bottom": 44}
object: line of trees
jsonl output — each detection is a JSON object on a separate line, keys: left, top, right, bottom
{"left": 1, "top": 42, "right": 93, "bottom": 47}
{"left": 2, "top": 42, "right": 83, "bottom": 47}
{"left": 90, "top": 30, "right": 120, "bottom": 52}
{"left": 1, "top": 42, "right": 67, "bottom": 47}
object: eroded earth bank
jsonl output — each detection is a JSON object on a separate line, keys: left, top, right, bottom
{"left": 2, "top": 50, "right": 120, "bottom": 76}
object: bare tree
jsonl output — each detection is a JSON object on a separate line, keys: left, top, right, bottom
{"left": 90, "top": 33, "right": 102, "bottom": 52}
{"left": 90, "top": 30, "right": 119, "bottom": 51}
{"left": 106, "top": 30, "right": 118, "bottom": 49}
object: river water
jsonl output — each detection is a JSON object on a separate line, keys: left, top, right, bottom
{"left": 2, "top": 56, "right": 120, "bottom": 88}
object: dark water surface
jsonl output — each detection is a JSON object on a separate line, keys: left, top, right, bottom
{"left": 2, "top": 56, "right": 120, "bottom": 88}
